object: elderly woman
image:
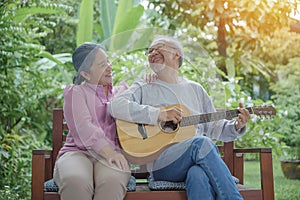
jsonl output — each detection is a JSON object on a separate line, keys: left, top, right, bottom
{"left": 53, "top": 43, "right": 130, "bottom": 200}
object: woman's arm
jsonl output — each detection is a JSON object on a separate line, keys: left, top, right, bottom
{"left": 63, "top": 85, "right": 112, "bottom": 153}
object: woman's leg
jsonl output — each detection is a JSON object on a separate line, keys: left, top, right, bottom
{"left": 53, "top": 151, "right": 94, "bottom": 200}
{"left": 93, "top": 159, "right": 130, "bottom": 200}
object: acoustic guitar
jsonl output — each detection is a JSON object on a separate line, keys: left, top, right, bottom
{"left": 116, "top": 104, "right": 276, "bottom": 164}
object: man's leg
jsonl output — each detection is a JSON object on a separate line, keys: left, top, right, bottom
{"left": 153, "top": 136, "right": 242, "bottom": 200}
{"left": 189, "top": 137, "right": 242, "bottom": 200}
{"left": 186, "top": 165, "right": 215, "bottom": 200}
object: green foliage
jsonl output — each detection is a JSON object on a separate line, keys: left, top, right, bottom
{"left": 0, "top": 186, "right": 22, "bottom": 200}
{"left": 147, "top": 0, "right": 296, "bottom": 47}
{"left": 99, "top": 0, "right": 117, "bottom": 40}
{"left": 0, "top": 1, "right": 74, "bottom": 198}
{"left": 37, "top": 0, "right": 78, "bottom": 54}
{"left": 110, "top": 51, "right": 149, "bottom": 85}
{"left": 110, "top": 0, "right": 144, "bottom": 50}
{"left": 145, "top": 0, "right": 297, "bottom": 99}
{"left": 77, "top": 0, "right": 145, "bottom": 51}
{"left": 77, "top": 0, "right": 94, "bottom": 45}
{"left": 0, "top": 0, "right": 72, "bottom": 136}
{"left": 255, "top": 27, "right": 300, "bottom": 65}
{"left": 112, "top": 0, "right": 143, "bottom": 36}
{"left": 236, "top": 109, "right": 283, "bottom": 159}
{"left": 270, "top": 58, "right": 300, "bottom": 159}
{"left": 0, "top": 130, "right": 48, "bottom": 198}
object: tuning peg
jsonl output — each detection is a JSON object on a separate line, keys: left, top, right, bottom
{"left": 264, "top": 111, "right": 268, "bottom": 115}
{"left": 269, "top": 115, "right": 273, "bottom": 120}
{"left": 260, "top": 116, "right": 265, "bottom": 121}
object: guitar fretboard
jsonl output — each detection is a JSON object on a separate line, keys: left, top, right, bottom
{"left": 179, "top": 107, "right": 253, "bottom": 127}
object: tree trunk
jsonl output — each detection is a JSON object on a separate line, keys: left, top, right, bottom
{"left": 217, "top": 16, "right": 227, "bottom": 57}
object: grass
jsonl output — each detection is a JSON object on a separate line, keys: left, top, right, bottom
{"left": 244, "top": 159, "right": 300, "bottom": 200}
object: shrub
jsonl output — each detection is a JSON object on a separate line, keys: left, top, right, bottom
{"left": 270, "top": 58, "right": 300, "bottom": 160}
{"left": 0, "top": 129, "right": 48, "bottom": 198}
{"left": 0, "top": 1, "right": 73, "bottom": 197}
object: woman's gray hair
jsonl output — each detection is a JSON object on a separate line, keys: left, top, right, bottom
{"left": 152, "top": 35, "right": 184, "bottom": 67}
{"left": 72, "top": 43, "right": 104, "bottom": 85}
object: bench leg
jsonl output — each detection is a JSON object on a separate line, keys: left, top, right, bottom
{"left": 233, "top": 152, "right": 244, "bottom": 184}
{"left": 32, "top": 153, "right": 46, "bottom": 200}
{"left": 260, "top": 152, "right": 274, "bottom": 200}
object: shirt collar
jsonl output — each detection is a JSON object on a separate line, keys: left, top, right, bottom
{"left": 84, "top": 82, "right": 113, "bottom": 102}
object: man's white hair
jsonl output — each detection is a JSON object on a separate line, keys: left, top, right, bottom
{"left": 152, "top": 35, "right": 184, "bottom": 57}
{"left": 152, "top": 35, "right": 184, "bottom": 67}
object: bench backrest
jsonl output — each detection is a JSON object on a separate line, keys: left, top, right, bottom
{"left": 51, "top": 108, "right": 235, "bottom": 175}
{"left": 52, "top": 109, "right": 66, "bottom": 168}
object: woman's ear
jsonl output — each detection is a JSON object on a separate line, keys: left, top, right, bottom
{"left": 80, "top": 71, "right": 90, "bottom": 81}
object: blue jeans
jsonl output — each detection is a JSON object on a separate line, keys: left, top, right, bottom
{"left": 152, "top": 136, "right": 243, "bottom": 200}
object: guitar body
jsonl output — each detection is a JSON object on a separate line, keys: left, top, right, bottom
{"left": 116, "top": 104, "right": 195, "bottom": 164}
{"left": 116, "top": 103, "right": 276, "bottom": 164}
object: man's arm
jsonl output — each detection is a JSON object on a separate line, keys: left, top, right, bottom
{"left": 218, "top": 120, "right": 247, "bottom": 142}
{"left": 214, "top": 103, "right": 250, "bottom": 142}
{"left": 109, "top": 81, "right": 160, "bottom": 125}
{"left": 194, "top": 84, "right": 247, "bottom": 142}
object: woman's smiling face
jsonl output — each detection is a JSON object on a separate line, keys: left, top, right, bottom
{"left": 83, "top": 48, "right": 113, "bottom": 86}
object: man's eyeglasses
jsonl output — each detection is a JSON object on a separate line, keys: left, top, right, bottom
{"left": 145, "top": 43, "right": 178, "bottom": 56}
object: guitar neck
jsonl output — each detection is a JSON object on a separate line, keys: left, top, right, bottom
{"left": 180, "top": 107, "right": 253, "bottom": 127}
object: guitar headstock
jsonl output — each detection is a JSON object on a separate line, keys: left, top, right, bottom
{"left": 251, "top": 106, "right": 276, "bottom": 117}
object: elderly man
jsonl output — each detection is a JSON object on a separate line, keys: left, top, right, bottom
{"left": 109, "top": 35, "right": 250, "bottom": 200}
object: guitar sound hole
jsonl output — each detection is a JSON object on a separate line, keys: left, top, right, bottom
{"left": 159, "top": 121, "right": 178, "bottom": 133}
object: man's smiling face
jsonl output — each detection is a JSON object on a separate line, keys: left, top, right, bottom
{"left": 147, "top": 40, "right": 180, "bottom": 72}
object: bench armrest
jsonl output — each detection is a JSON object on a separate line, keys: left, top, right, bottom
{"left": 234, "top": 148, "right": 272, "bottom": 154}
{"left": 233, "top": 147, "right": 274, "bottom": 200}
{"left": 33, "top": 149, "right": 52, "bottom": 156}
{"left": 31, "top": 150, "right": 53, "bottom": 200}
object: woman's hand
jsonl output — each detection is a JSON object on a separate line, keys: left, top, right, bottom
{"left": 235, "top": 103, "right": 250, "bottom": 130}
{"left": 99, "top": 146, "right": 130, "bottom": 172}
{"left": 107, "top": 152, "right": 130, "bottom": 172}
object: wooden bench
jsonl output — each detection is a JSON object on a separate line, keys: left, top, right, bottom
{"left": 31, "top": 108, "right": 275, "bottom": 200}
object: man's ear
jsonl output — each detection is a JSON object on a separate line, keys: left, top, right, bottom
{"left": 80, "top": 71, "right": 90, "bottom": 81}
{"left": 174, "top": 51, "right": 182, "bottom": 67}
{"left": 174, "top": 50, "right": 181, "bottom": 60}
